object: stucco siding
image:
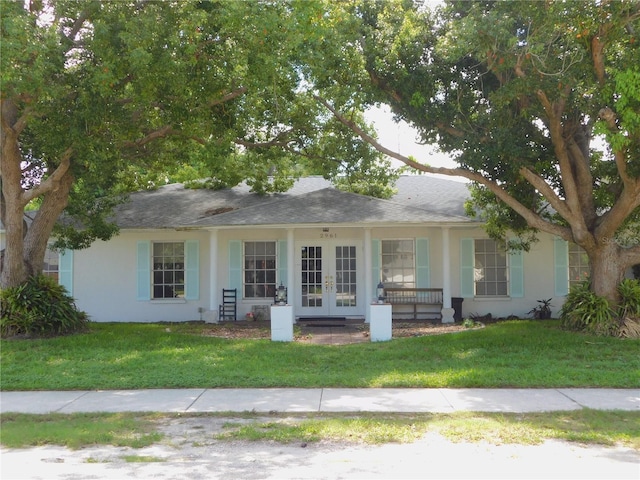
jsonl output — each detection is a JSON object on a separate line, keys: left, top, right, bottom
{"left": 73, "top": 230, "right": 211, "bottom": 323}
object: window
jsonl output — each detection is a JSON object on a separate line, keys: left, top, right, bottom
{"left": 569, "top": 243, "right": 590, "bottom": 289}
{"left": 244, "top": 241, "right": 276, "bottom": 298}
{"left": 381, "top": 239, "right": 415, "bottom": 288}
{"left": 42, "top": 248, "right": 59, "bottom": 282}
{"left": 152, "top": 242, "right": 185, "bottom": 299}
{"left": 474, "top": 239, "right": 508, "bottom": 296}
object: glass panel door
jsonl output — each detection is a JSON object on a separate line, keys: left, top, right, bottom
{"left": 301, "top": 245, "right": 324, "bottom": 310}
{"left": 334, "top": 245, "right": 357, "bottom": 308}
{"left": 298, "top": 242, "right": 359, "bottom": 317}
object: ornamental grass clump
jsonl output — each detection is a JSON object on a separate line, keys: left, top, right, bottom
{"left": 0, "top": 275, "right": 88, "bottom": 338}
{"left": 560, "top": 282, "right": 616, "bottom": 336}
{"left": 560, "top": 279, "right": 640, "bottom": 337}
{"left": 618, "top": 279, "right": 640, "bottom": 338}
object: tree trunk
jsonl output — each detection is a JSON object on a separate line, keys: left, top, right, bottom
{"left": 588, "top": 240, "right": 625, "bottom": 308}
{"left": 0, "top": 202, "right": 28, "bottom": 289}
{"left": 23, "top": 171, "right": 74, "bottom": 276}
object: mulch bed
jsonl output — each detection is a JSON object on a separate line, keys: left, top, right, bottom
{"left": 200, "top": 320, "right": 479, "bottom": 340}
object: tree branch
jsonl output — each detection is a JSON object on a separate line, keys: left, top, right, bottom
{"left": 314, "top": 94, "right": 572, "bottom": 240}
{"left": 599, "top": 107, "right": 633, "bottom": 188}
{"left": 21, "top": 148, "right": 73, "bottom": 204}
{"left": 535, "top": 89, "right": 584, "bottom": 223}
{"left": 210, "top": 87, "right": 248, "bottom": 107}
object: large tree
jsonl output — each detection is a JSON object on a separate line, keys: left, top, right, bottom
{"left": 0, "top": 0, "right": 387, "bottom": 289}
{"left": 319, "top": 0, "right": 640, "bottom": 306}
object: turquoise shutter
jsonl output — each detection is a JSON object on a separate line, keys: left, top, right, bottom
{"left": 228, "top": 240, "right": 243, "bottom": 296}
{"left": 137, "top": 241, "right": 151, "bottom": 300}
{"left": 554, "top": 238, "right": 569, "bottom": 296}
{"left": 184, "top": 240, "right": 199, "bottom": 300}
{"left": 416, "top": 238, "right": 430, "bottom": 288}
{"left": 277, "top": 240, "right": 288, "bottom": 285}
{"left": 460, "top": 238, "right": 475, "bottom": 298}
{"left": 509, "top": 249, "right": 524, "bottom": 298}
{"left": 371, "top": 239, "right": 381, "bottom": 296}
{"left": 58, "top": 249, "right": 73, "bottom": 296}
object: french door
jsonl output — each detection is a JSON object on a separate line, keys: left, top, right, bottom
{"left": 297, "top": 242, "right": 359, "bottom": 317}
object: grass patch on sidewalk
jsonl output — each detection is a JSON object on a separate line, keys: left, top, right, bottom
{"left": 1, "top": 320, "right": 639, "bottom": 390}
{"left": 0, "top": 412, "right": 163, "bottom": 449}
{"left": 2, "top": 411, "right": 638, "bottom": 450}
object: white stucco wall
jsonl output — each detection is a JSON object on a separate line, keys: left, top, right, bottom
{"left": 56, "top": 224, "right": 610, "bottom": 323}
{"left": 72, "top": 230, "right": 211, "bottom": 323}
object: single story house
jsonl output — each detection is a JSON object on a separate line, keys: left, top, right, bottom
{"left": 2, "top": 176, "right": 592, "bottom": 323}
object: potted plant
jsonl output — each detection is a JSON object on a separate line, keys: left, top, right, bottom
{"left": 528, "top": 299, "right": 553, "bottom": 319}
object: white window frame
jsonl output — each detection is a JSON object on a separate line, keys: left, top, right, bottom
{"left": 243, "top": 241, "right": 277, "bottom": 299}
{"left": 569, "top": 243, "right": 590, "bottom": 289}
{"left": 42, "top": 247, "right": 59, "bottom": 282}
{"left": 381, "top": 239, "right": 415, "bottom": 288}
{"left": 474, "top": 239, "right": 509, "bottom": 297}
{"left": 152, "top": 241, "right": 185, "bottom": 299}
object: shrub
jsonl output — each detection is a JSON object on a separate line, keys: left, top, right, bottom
{"left": 559, "top": 282, "right": 617, "bottom": 336}
{"left": 618, "top": 279, "right": 640, "bottom": 338}
{"left": 618, "top": 278, "right": 640, "bottom": 318}
{"left": 0, "top": 275, "right": 89, "bottom": 338}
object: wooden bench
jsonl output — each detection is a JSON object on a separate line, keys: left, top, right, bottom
{"left": 384, "top": 288, "right": 443, "bottom": 320}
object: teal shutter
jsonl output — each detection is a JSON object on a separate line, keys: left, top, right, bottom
{"left": 509, "top": 249, "right": 524, "bottom": 298}
{"left": 184, "top": 240, "right": 199, "bottom": 300}
{"left": 371, "top": 239, "right": 381, "bottom": 296}
{"left": 136, "top": 241, "right": 151, "bottom": 300}
{"left": 460, "top": 238, "right": 475, "bottom": 298}
{"left": 228, "top": 240, "right": 243, "bottom": 296}
{"left": 277, "top": 240, "right": 288, "bottom": 285}
{"left": 58, "top": 249, "right": 73, "bottom": 296}
{"left": 554, "top": 238, "right": 569, "bottom": 296}
{"left": 416, "top": 238, "right": 430, "bottom": 288}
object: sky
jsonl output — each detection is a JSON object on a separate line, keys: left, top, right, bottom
{"left": 365, "top": 105, "right": 468, "bottom": 182}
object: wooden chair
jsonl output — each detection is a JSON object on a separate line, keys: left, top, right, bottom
{"left": 219, "top": 288, "right": 237, "bottom": 321}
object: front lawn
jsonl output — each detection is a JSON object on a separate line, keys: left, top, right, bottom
{"left": 1, "top": 320, "right": 638, "bottom": 390}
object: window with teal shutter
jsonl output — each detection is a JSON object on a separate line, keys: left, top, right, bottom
{"left": 58, "top": 249, "right": 73, "bottom": 296}
{"left": 460, "top": 238, "right": 475, "bottom": 298}
{"left": 185, "top": 240, "right": 199, "bottom": 300}
{"left": 416, "top": 238, "right": 430, "bottom": 288}
{"left": 136, "top": 241, "right": 151, "bottom": 300}
{"left": 554, "top": 238, "right": 569, "bottom": 296}
{"left": 509, "top": 249, "right": 524, "bottom": 297}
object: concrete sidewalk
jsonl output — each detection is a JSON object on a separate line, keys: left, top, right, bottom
{"left": 1, "top": 388, "right": 639, "bottom": 414}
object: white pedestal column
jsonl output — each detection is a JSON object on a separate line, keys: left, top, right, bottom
{"left": 270, "top": 305, "right": 294, "bottom": 342}
{"left": 369, "top": 303, "right": 392, "bottom": 342}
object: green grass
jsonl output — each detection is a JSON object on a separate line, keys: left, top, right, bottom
{"left": 0, "top": 412, "right": 163, "bottom": 449}
{"left": 2, "top": 411, "right": 638, "bottom": 450}
{"left": 215, "top": 410, "right": 640, "bottom": 449}
{"left": 1, "top": 320, "right": 639, "bottom": 390}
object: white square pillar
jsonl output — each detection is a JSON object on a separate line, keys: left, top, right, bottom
{"left": 369, "top": 303, "right": 392, "bottom": 342}
{"left": 270, "top": 305, "right": 294, "bottom": 342}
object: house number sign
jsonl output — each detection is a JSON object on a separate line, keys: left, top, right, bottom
{"left": 320, "top": 232, "right": 337, "bottom": 238}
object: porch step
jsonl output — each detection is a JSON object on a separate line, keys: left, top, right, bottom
{"left": 297, "top": 317, "right": 348, "bottom": 328}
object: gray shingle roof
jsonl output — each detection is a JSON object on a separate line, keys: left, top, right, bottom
{"left": 112, "top": 176, "right": 474, "bottom": 229}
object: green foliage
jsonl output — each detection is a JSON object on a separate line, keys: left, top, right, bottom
{"left": 560, "top": 279, "right": 640, "bottom": 335}
{"left": 528, "top": 299, "right": 553, "bottom": 320}
{"left": 560, "top": 282, "right": 616, "bottom": 336}
{"left": 618, "top": 278, "right": 640, "bottom": 318}
{"left": 342, "top": 0, "right": 640, "bottom": 303}
{"left": 0, "top": 275, "right": 88, "bottom": 338}
{"left": 1, "top": 0, "right": 393, "bottom": 266}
